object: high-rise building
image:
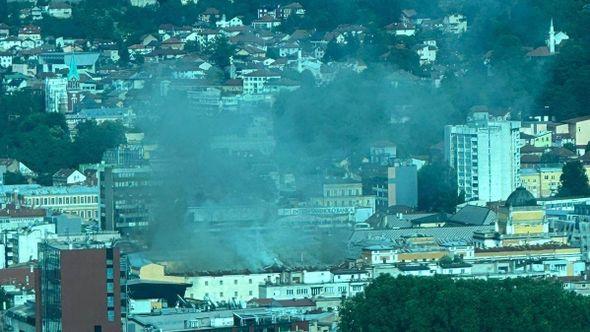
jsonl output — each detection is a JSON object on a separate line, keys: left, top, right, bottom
{"left": 44, "top": 77, "right": 68, "bottom": 113}
{"left": 38, "top": 240, "right": 121, "bottom": 332}
{"left": 444, "top": 112, "right": 520, "bottom": 202}
{"left": 98, "top": 166, "right": 151, "bottom": 233}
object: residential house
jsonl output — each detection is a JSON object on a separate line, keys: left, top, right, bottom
{"left": 415, "top": 41, "right": 437, "bottom": 65}
{"left": 252, "top": 15, "right": 282, "bottom": 30}
{"left": 52, "top": 169, "right": 87, "bottom": 186}
{"left": 385, "top": 22, "right": 416, "bottom": 36}
{"left": 47, "top": 2, "right": 72, "bottom": 19}
{"left": 443, "top": 14, "right": 468, "bottom": 34}
{"left": 281, "top": 2, "right": 305, "bottom": 18}
{"left": 17, "top": 25, "right": 41, "bottom": 41}
{"left": 242, "top": 70, "right": 281, "bottom": 94}
{"left": 129, "top": 0, "right": 157, "bottom": 7}
{"left": 216, "top": 15, "right": 244, "bottom": 28}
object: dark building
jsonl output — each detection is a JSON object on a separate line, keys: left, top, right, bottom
{"left": 38, "top": 241, "right": 121, "bottom": 332}
{"left": 98, "top": 166, "right": 151, "bottom": 233}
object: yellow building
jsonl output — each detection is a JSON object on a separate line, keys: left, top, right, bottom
{"left": 497, "top": 187, "right": 548, "bottom": 237}
{"left": 521, "top": 166, "right": 590, "bottom": 198}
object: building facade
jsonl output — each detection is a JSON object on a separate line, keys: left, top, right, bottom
{"left": 445, "top": 112, "right": 521, "bottom": 202}
{"left": 38, "top": 241, "right": 121, "bottom": 332}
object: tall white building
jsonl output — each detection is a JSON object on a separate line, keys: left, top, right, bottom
{"left": 445, "top": 112, "right": 521, "bottom": 203}
{"left": 44, "top": 77, "right": 68, "bottom": 113}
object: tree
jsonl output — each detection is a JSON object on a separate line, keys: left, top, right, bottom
{"left": 563, "top": 142, "right": 577, "bottom": 153}
{"left": 71, "top": 121, "right": 126, "bottom": 165}
{"left": 418, "top": 162, "right": 463, "bottom": 213}
{"left": 0, "top": 0, "right": 7, "bottom": 22}
{"left": 558, "top": 160, "right": 590, "bottom": 197}
{"left": 208, "top": 36, "right": 235, "bottom": 69}
{"left": 340, "top": 275, "right": 590, "bottom": 332}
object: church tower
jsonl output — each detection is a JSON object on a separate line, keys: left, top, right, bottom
{"left": 67, "top": 53, "right": 80, "bottom": 90}
{"left": 547, "top": 18, "right": 556, "bottom": 54}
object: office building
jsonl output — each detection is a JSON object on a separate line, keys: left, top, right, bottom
{"left": 38, "top": 240, "right": 121, "bottom": 332}
{"left": 99, "top": 166, "right": 151, "bottom": 233}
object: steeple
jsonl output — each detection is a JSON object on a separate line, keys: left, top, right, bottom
{"left": 67, "top": 53, "right": 79, "bottom": 81}
{"left": 548, "top": 18, "right": 556, "bottom": 54}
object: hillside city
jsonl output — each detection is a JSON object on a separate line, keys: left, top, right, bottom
{"left": 1, "top": 0, "right": 590, "bottom": 331}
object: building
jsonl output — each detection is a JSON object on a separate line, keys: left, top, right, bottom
{"left": 311, "top": 180, "right": 377, "bottom": 213}
{"left": 98, "top": 166, "right": 151, "bottom": 232}
{"left": 562, "top": 115, "right": 590, "bottom": 146}
{"left": 52, "top": 168, "right": 87, "bottom": 186}
{"left": 47, "top": 2, "right": 72, "bottom": 19}
{"left": 184, "top": 272, "right": 281, "bottom": 303}
{"left": 445, "top": 112, "right": 521, "bottom": 202}
{"left": 8, "top": 185, "right": 99, "bottom": 221}
{"left": 44, "top": 77, "right": 68, "bottom": 113}
{"left": 443, "top": 14, "right": 467, "bottom": 34}
{"left": 38, "top": 241, "right": 121, "bottom": 332}
{"left": 387, "top": 163, "right": 418, "bottom": 208}
{"left": 242, "top": 70, "right": 281, "bottom": 94}
{"left": 0, "top": 204, "right": 47, "bottom": 232}
{"left": 520, "top": 167, "right": 561, "bottom": 198}
{"left": 129, "top": 0, "right": 157, "bottom": 6}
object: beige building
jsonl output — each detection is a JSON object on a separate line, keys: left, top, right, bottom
{"left": 14, "top": 185, "right": 99, "bottom": 221}
{"left": 563, "top": 116, "right": 590, "bottom": 146}
{"left": 311, "top": 181, "right": 377, "bottom": 211}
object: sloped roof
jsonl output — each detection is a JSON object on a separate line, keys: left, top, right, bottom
{"left": 450, "top": 205, "right": 496, "bottom": 226}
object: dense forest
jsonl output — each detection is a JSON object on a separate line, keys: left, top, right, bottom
{"left": 340, "top": 275, "right": 590, "bottom": 332}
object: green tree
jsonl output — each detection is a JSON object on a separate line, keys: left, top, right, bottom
{"left": 418, "top": 162, "right": 463, "bottom": 213}
{"left": 208, "top": 36, "right": 235, "bottom": 69}
{"left": 563, "top": 142, "right": 577, "bottom": 153}
{"left": 340, "top": 275, "right": 590, "bottom": 332}
{"left": 558, "top": 160, "right": 590, "bottom": 196}
{"left": 72, "top": 121, "right": 126, "bottom": 165}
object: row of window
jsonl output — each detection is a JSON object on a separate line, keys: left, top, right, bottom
{"left": 25, "top": 195, "right": 98, "bottom": 206}
{"left": 206, "top": 278, "right": 256, "bottom": 286}
{"left": 204, "top": 290, "right": 254, "bottom": 298}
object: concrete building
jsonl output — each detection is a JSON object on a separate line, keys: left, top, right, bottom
{"left": 387, "top": 163, "right": 418, "bottom": 208}
{"left": 184, "top": 272, "right": 281, "bottom": 303}
{"left": 38, "top": 241, "right": 121, "bottom": 331}
{"left": 44, "top": 77, "right": 68, "bottom": 113}
{"left": 311, "top": 180, "right": 377, "bottom": 213}
{"left": 7, "top": 185, "right": 99, "bottom": 221}
{"left": 98, "top": 166, "right": 151, "bottom": 233}
{"left": 445, "top": 112, "right": 521, "bottom": 202}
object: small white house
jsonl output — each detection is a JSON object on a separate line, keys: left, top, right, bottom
{"left": 52, "top": 169, "right": 87, "bottom": 186}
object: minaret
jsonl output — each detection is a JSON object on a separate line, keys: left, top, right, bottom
{"left": 548, "top": 18, "right": 556, "bottom": 54}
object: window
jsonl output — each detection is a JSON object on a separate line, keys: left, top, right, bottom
{"left": 219, "top": 280, "right": 223, "bottom": 285}
{"left": 234, "top": 279, "right": 238, "bottom": 285}
{"left": 249, "top": 279, "right": 253, "bottom": 284}
{"left": 94, "top": 326, "right": 102, "bottom": 332}
{"left": 107, "top": 310, "right": 115, "bottom": 321}
{"left": 249, "top": 290, "right": 253, "bottom": 296}
{"left": 204, "top": 281, "right": 208, "bottom": 286}
{"left": 234, "top": 291, "right": 238, "bottom": 297}
{"left": 220, "top": 292, "right": 224, "bottom": 297}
